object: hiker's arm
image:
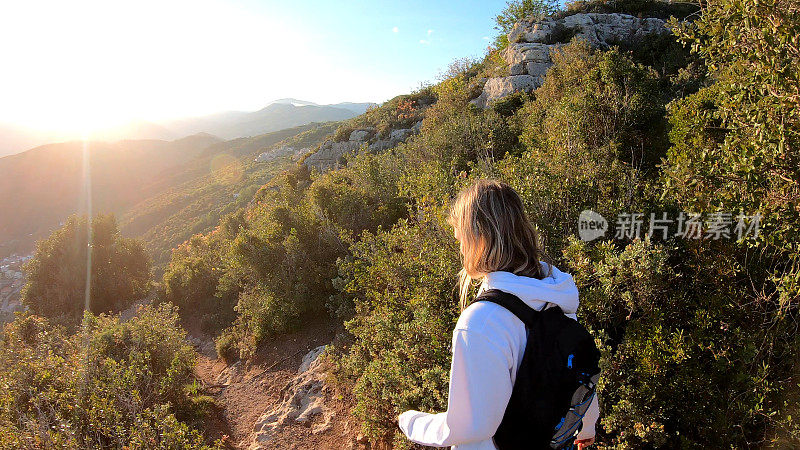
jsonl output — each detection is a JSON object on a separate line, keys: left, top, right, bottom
{"left": 576, "top": 393, "right": 599, "bottom": 440}
{"left": 398, "top": 327, "right": 513, "bottom": 447}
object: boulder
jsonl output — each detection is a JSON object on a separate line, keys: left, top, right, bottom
{"left": 303, "top": 140, "right": 362, "bottom": 171}
{"left": 305, "top": 122, "right": 421, "bottom": 172}
{"left": 216, "top": 360, "right": 242, "bottom": 386}
{"left": 389, "top": 128, "right": 414, "bottom": 142}
{"left": 471, "top": 75, "right": 539, "bottom": 108}
{"left": 298, "top": 345, "right": 326, "bottom": 373}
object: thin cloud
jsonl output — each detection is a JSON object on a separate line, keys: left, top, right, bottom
{"left": 427, "top": 29, "right": 434, "bottom": 36}
{"left": 392, "top": 26, "right": 399, "bottom": 33}
{"left": 419, "top": 39, "right": 430, "bottom": 45}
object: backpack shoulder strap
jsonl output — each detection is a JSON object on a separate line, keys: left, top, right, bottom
{"left": 477, "top": 288, "right": 538, "bottom": 327}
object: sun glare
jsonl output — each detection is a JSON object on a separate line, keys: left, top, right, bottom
{"left": 0, "top": 0, "right": 309, "bottom": 136}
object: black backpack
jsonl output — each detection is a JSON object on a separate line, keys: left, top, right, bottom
{"left": 477, "top": 289, "right": 601, "bottom": 449}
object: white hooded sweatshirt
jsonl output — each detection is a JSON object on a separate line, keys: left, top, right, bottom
{"left": 398, "top": 264, "right": 600, "bottom": 449}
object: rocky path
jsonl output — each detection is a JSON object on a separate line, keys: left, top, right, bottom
{"left": 192, "top": 318, "right": 361, "bottom": 449}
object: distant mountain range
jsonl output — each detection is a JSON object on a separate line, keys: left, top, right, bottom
{"left": 0, "top": 120, "right": 340, "bottom": 262}
{"left": 0, "top": 99, "right": 376, "bottom": 157}
{"left": 0, "top": 132, "right": 223, "bottom": 256}
{"left": 161, "top": 99, "right": 375, "bottom": 140}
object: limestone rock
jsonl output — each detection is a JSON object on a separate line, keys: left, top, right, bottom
{"left": 216, "top": 361, "right": 242, "bottom": 386}
{"left": 304, "top": 121, "right": 421, "bottom": 171}
{"left": 367, "top": 123, "right": 420, "bottom": 152}
{"left": 474, "top": 13, "right": 669, "bottom": 108}
{"left": 298, "top": 345, "right": 326, "bottom": 373}
{"left": 250, "top": 346, "right": 334, "bottom": 449}
{"left": 303, "top": 140, "right": 362, "bottom": 170}
{"left": 349, "top": 128, "right": 373, "bottom": 142}
{"left": 389, "top": 128, "right": 414, "bottom": 142}
{"left": 471, "top": 75, "right": 539, "bottom": 108}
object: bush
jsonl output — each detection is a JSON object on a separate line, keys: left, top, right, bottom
{"left": 331, "top": 216, "right": 461, "bottom": 446}
{"left": 215, "top": 327, "right": 241, "bottom": 364}
{"left": 22, "top": 214, "right": 150, "bottom": 326}
{"left": 161, "top": 231, "right": 238, "bottom": 334}
{"left": 0, "top": 305, "right": 219, "bottom": 448}
{"left": 564, "top": 236, "right": 800, "bottom": 447}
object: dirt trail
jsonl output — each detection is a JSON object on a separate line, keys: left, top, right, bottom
{"left": 192, "top": 317, "right": 360, "bottom": 449}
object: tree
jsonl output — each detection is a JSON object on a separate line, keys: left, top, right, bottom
{"left": 495, "top": 0, "right": 559, "bottom": 35}
{"left": 21, "top": 214, "right": 150, "bottom": 325}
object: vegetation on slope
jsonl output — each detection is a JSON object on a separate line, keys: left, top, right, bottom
{"left": 5, "top": 0, "right": 798, "bottom": 448}
{"left": 159, "top": 0, "right": 800, "bottom": 447}
{"left": 22, "top": 214, "right": 150, "bottom": 326}
{"left": 0, "top": 305, "right": 219, "bottom": 448}
{"left": 120, "top": 122, "right": 340, "bottom": 269}
{"left": 0, "top": 133, "right": 221, "bottom": 258}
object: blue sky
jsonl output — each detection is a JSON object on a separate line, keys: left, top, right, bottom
{"left": 0, "top": 0, "right": 509, "bottom": 132}
{"left": 243, "top": 0, "right": 509, "bottom": 91}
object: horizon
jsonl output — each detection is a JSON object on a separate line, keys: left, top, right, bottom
{"left": 0, "top": 0, "right": 508, "bottom": 146}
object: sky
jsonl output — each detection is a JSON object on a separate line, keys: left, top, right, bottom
{"left": 0, "top": 0, "right": 509, "bottom": 135}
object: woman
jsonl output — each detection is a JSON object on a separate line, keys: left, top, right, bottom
{"left": 398, "top": 180, "right": 599, "bottom": 449}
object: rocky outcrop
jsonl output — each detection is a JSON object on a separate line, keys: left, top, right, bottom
{"left": 250, "top": 345, "right": 333, "bottom": 449}
{"left": 303, "top": 140, "right": 364, "bottom": 171}
{"left": 472, "top": 13, "right": 670, "bottom": 108}
{"left": 478, "top": 76, "right": 540, "bottom": 107}
{"left": 304, "top": 121, "right": 422, "bottom": 171}
{"left": 367, "top": 120, "right": 422, "bottom": 153}
{"left": 255, "top": 145, "right": 308, "bottom": 163}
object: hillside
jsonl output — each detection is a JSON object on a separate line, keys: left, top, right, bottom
{"left": 0, "top": 121, "right": 337, "bottom": 262}
{"left": 119, "top": 121, "right": 340, "bottom": 268}
{"left": 158, "top": 1, "right": 800, "bottom": 448}
{"left": 3, "top": 1, "right": 798, "bottom": 449}
{"left": 0, "top": 133, "right": 222, "bottom": 257}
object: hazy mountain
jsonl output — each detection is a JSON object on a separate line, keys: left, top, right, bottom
{"left": 93, "top": 120, "right": 178, "bottom": 142}
{"left": 269, "top": 98, "right": 320, "bottom": 107}
{"left": 0, "top": 99, "right": 375, "bottom": 158}
{"left": 0, "top": 120, "right": 338, "bottom": 263}
{"left": 0, "top": 133, "right": 222, "bottom": 257}
{"left": 329, "top": 102, "right": 377, "bottom": 114}
{"left": 160, "top": 100, "right": 374, "bottom": 139}
{"left": 0, "top": 123, "right": 61, "bottom": 159}
{"left": 268, "top": 98, "right": 376, "bottom": 114}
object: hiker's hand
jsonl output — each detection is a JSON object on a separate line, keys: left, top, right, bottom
{"left": 576, "top": 437, "right": 594, "bottom": 449}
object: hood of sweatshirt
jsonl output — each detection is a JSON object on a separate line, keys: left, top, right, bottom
{"left": 478, "top": 262, "right": 580, "bottom": 315}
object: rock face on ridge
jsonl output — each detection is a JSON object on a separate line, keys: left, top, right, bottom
{"left": 472, "top": 12, "right": 670, "bottom": 107}
{"left": 303, "top": 120, "right": 422, "bottom": 171}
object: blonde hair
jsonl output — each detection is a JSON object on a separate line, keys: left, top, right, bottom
{"left": 448, "top": 179, "right": 549, "bottom": 310}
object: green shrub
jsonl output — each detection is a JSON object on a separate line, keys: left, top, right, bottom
{"left": 161, "top": 231, "right": 238, "bottom": 334}
{"left": 331, "top": 215, "right": 461, "bottom": 445}
{"left": 0, "top": 305, "right": 219, "bottom": 448}
{"left": 664, "top": 0, "right": 800, "bottom": 292}
{"left": 564, "top": 236, "right": 800, "bottom": 447}
{"left": 22, "top": 214, "right": 150, "bottom": 326}
{"left": 215, "top": 327, "right": 240, "bottom": 364}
